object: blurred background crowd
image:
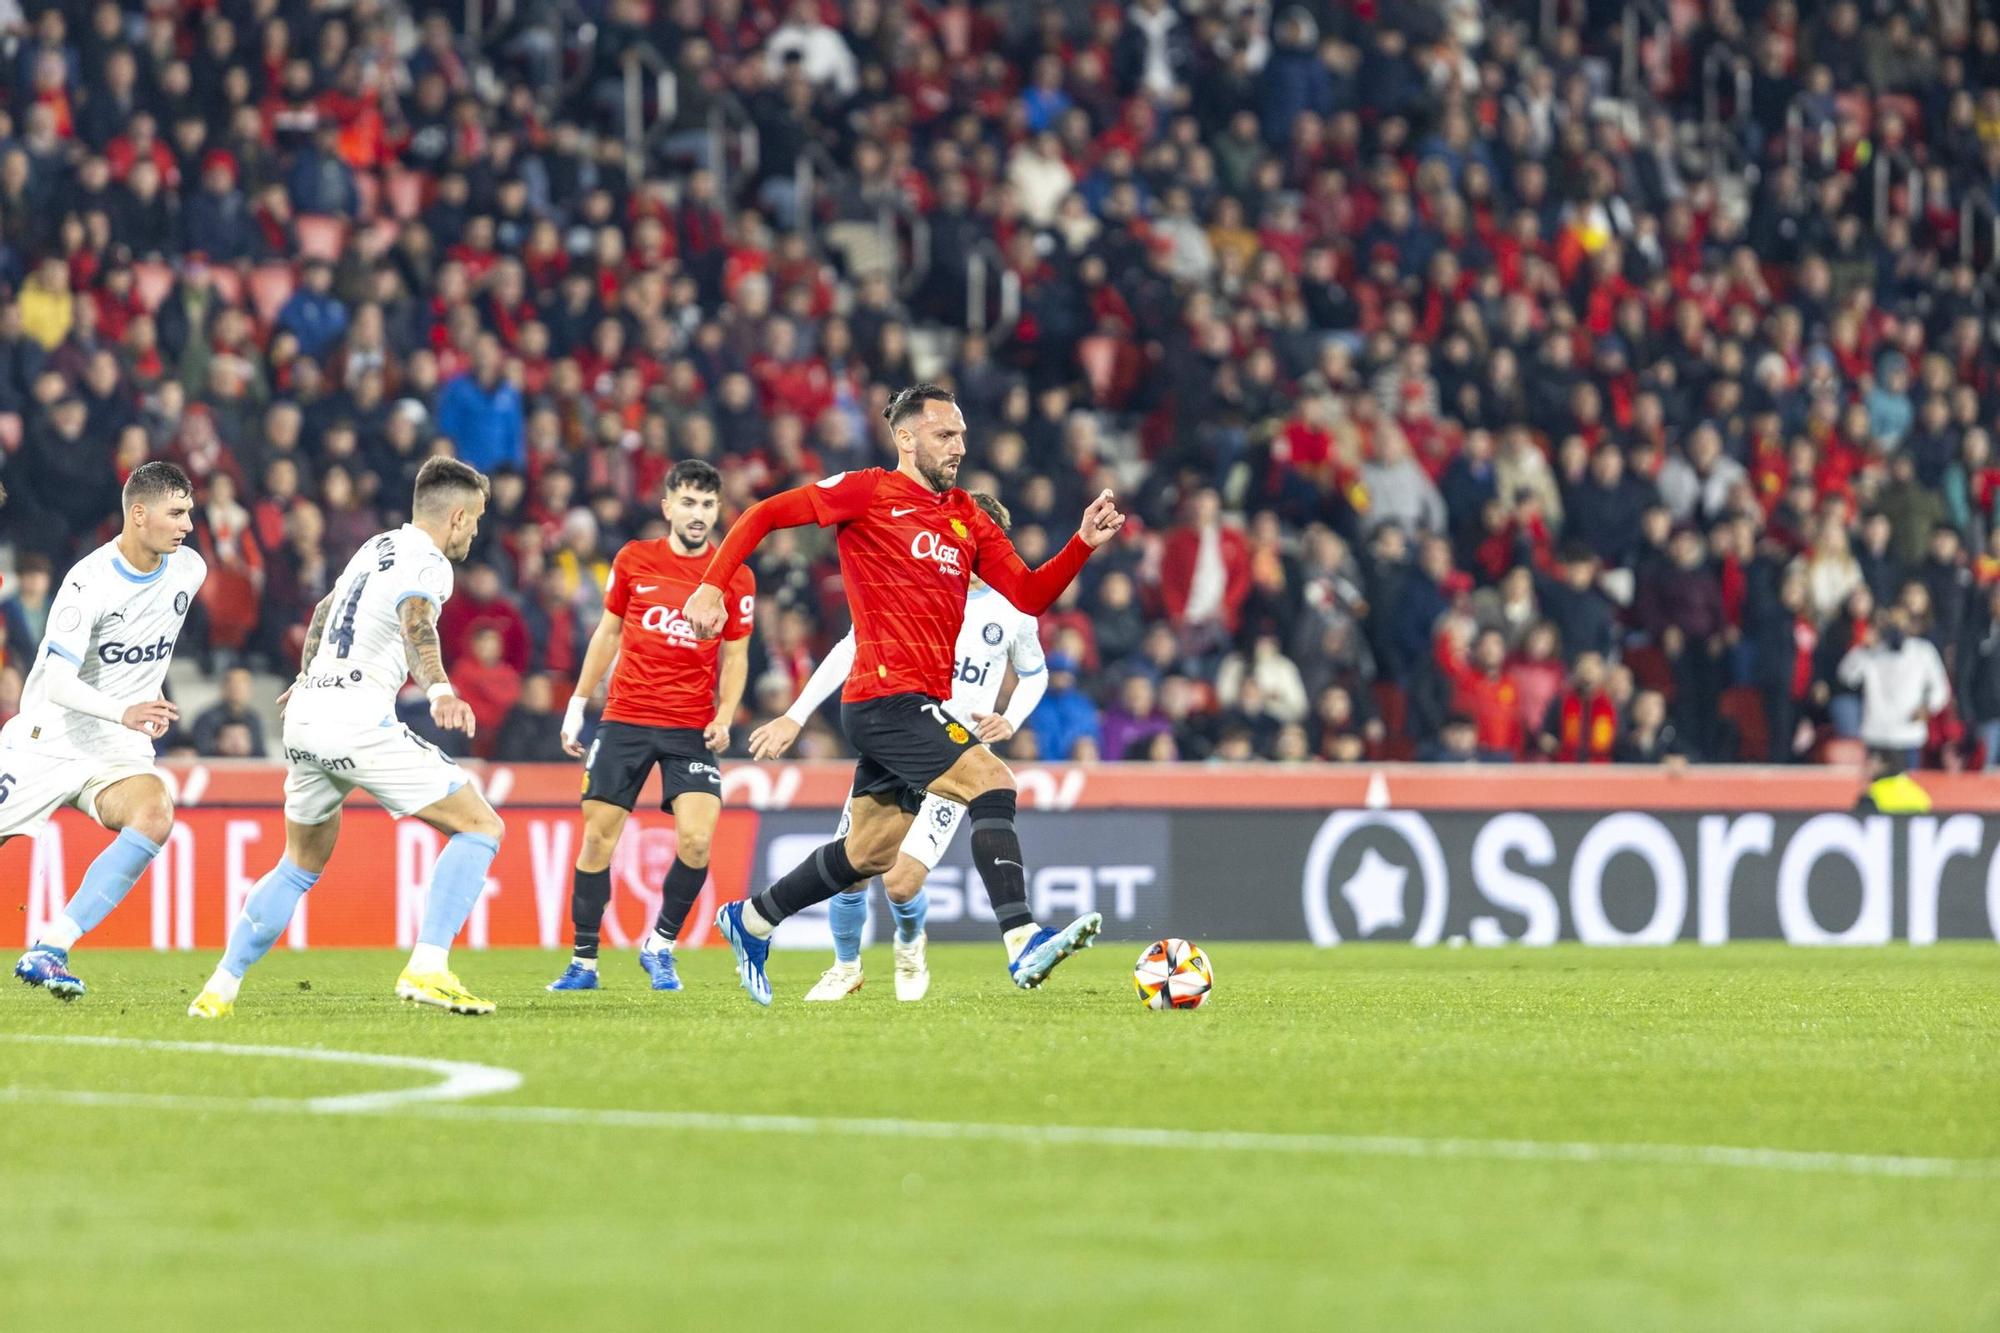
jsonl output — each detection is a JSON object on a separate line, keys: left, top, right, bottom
{"left": 0, "top": 0, "right": 1997, "bottom": 769}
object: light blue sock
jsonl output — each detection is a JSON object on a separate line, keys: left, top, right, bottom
{"left": 828, "top": 888, "right": 868, "bottom": 965}
{"left": 419, "top": 832, "right": 501, "bottom": 948}
{"left": 221, "top": 859, "right": 321, "bottom": 978}
{"left": 54, "top": 827, "right": 162, "bottom": 938}
{"left": 889, "top": 887, "right": 928, "bottom": 944}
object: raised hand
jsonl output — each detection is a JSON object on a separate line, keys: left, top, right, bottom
{"left": 1078, "top": 489, "right": 1126, "bottom": 549}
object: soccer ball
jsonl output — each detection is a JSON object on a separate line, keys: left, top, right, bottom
{"left": 1133, "top": 938, "right": 1213, "bottom": 1010}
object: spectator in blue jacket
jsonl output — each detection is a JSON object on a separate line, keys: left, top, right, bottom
{"left": 1028, "top": 652, "right": 1103, "bottom": 761}
{"left": 276, "top": 260, "right": 348, "bottom": 361}
{"left": 435, "top": 334, "right": 525, "bottom": 474}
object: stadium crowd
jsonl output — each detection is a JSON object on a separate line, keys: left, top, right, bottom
{"left": 0, "top": 0, "right": 1998, "bottom": 769}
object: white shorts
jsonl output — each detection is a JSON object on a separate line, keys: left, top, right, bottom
{"left": 282, "top": 711, "right": 468, "bottom": 825}
{"left": 0, "top": 739, "right": 160, "bottom": 840}
{"left": 834, "top": 789, "right": 966, "bottom": 872}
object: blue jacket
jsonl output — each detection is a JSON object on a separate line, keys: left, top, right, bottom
{"left": 435, "top": 373, "right": 526, "bottom": 473}
{"left": 276, "top": 288, "right": 349, "bottom": 360}
{"left": 1029, "top": 687, "right": 1102, "bottom": 762}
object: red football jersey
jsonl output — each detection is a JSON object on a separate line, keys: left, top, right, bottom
{"left": 603, "top": 540, "right": 755, "bottom": 729}
{"left": 806, "top": 468, "right": 1060, "bottom": 702}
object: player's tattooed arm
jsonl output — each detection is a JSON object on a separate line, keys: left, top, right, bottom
{"left": 398, "top": 595, "right": 449, "bottom": 690}
{"left": 299, "top": 593, "right": 334, "bottom": 668}
{"left": 277, "top": 592, "right": 336, "bottom": 716}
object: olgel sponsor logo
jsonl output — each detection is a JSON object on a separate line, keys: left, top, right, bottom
{"left": 910, "top": 530, "right": 964, "bottom": 575}
{"left": 98, "top": 636, "right": 174, "bottom": 665}
{"left": 286, "top": 746, "right": 356, "bottom": 772}
{"left": 639, "top": 604, "right": 700, "bottom": 647}
{"left": 1299, "top": 810, "right": 2000, "bottom": 945}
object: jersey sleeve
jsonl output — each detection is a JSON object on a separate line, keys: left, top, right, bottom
{"left": 603, "top": 547, "right": 632, "bottom": 619}
{"left": 967, "top": 507, "right": 1094, "bottom": 615}
{"left": 803, "top": 468, "right": 884, "bottom": 526}
{"left": 394, "top": 546, "right": 453, "bottom": 611}
{"left": 40, "top": 570, "right": 98, "bottom": 667}
{"left": 1009, "top": 610, "right": 1047, "bottom": 677}
{"left": 724, "top": 566, "right": 757, "bottom": 642}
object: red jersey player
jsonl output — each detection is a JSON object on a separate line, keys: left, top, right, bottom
{"left": 685, "top": 383, "right": 1124, "bottom": 1004}
{"left": 547, "top": 459, "right": 756, "bottom": 993}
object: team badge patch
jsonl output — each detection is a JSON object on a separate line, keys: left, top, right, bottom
{"left": 174, "top": 591, "right": 190, "bottom": 615}
{"left": 982, "top": 622, "right": 1004, "bottom": 645}
{"left": 950, "top": 518, "right": 968, "bottom": 539}
{"left": 946, "top": 722, "right": 970, "bottom": 744}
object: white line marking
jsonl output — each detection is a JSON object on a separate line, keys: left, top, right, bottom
{"left": 0, "top": 1037, "right": 1989, "bottom": 1181}
{"left": 0, "top": 1035, "right": 521, "bottom": 1112}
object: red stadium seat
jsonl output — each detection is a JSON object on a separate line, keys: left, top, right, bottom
{"left": 249, "top": 263, "right": 297, "bottom": 326}
{"left": 296, "top": 215, "right": 349, "bottom": 263}
{"left": 204, "top": 265, "right": 244, "bottom": 308}
{"left": 132, "top": 261, "right": 175, "bottom": 312}
{"left": 385, "top": 166, "right": 426, "bottom": 220}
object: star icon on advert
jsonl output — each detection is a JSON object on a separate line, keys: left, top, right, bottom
{"left": 1340, "top": 848, "right": 1409, "bottom": 937}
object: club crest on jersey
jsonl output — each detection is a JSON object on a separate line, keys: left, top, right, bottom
{"left": 982, "top": 622, "right": 1004, "bottom": 645}
{"left": 910, "top": 530, "right": 964, "bottom": 575}
{"left": 950, "top": 518, "right": 968, "bottom": 539}
{"left": 945, "top": 722, "right": 970, "bottom": 744}
{"left": 174, "top": 591, "right": 190, "bottom": 615}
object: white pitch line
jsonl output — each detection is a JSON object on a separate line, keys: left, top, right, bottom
{"left": 0, "top": 1041, "right": 1990, "bottom": 1181}
{"left": 0, "top": 1034, "right": 521, "bottom": 1112}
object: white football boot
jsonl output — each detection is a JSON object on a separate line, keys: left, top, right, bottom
{"left": 893, "top": 932, "right": 930, "bottom": 1001}
{"left": 803, "top": 960, "right": 863, "bottom": 1002}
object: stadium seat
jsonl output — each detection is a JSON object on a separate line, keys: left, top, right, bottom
{"left": 352, "top": 170, "right": 381, "bottom": 222}
{"left": 132, "top": 261, "right": 175, "bottom": 312}
{"left": 248, "top": 263, "right": 297, "bottom": 326}
{"left": 204, "top": 265, "right": 244, "bottom": 308}
{"left": 384, "top": 166, "right": 425, "bottom": 220}
{"left": 296, "top": 215, "right": 349, "bottom": 263}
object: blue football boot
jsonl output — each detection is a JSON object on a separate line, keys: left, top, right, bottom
{"left": 715, "top": 902, "right": 772, "bottom": 1006}
{"left": 1008, "top": 912, "right": 1104, "bottom": 990}
{"left": 15, "top": 946, "right": 86, "bottom": 1000}
{"left": 639, "top": 946, "right": 682, "bottom": 992}
{"left": 545, "top": 961, "right": 601, "bottom": 992}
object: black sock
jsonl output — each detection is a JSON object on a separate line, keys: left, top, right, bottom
{"left": 570, "top": 867, "right": 612, "bottom": 959}
{"left": 652, "top": 858, "right": 708, "bottom": 943}
{"left": 752, "top": 838, "right": 865, "bottom": 925}
{"left": 969, "top": 790, "right": 1035, "bottom": 934}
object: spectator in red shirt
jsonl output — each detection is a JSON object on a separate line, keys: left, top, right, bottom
{"left": 1161, "top": 487, "right": 1252, "bottom": 654}
{"left": 455, "top": 626, "right": 523, "bottom": 758}
{"left": 438, "top": 563, "right": 533, "bottom": 672}
{"left": 1439, "top": 623, "right": 1525, "bottom": 759}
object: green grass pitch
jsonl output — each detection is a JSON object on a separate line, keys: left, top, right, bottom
{"left": 1, "top": 943, "right": 1995, "bottom": 1331}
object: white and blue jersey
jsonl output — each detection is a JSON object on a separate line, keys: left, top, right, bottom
{"left": 6, "top": 540, "right": 207, "bottom": 763}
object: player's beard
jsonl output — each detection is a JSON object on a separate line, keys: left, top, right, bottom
{"left": 672, "top": 522, "right": 708, "bottom": 551}
{"left": 915, "top": 453, "right": 960, "bottom": 492}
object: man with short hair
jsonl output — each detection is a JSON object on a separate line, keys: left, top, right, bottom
{"left": 10, "top": 463, "right": 206, "bottom": 999}
{"left": 188, "top": 457, "right": 506, "bottom": 1017}
{"left": 685, "top": 384, "right": 1124, "bottom": 1004}
{"left": 546, "top": 459, "right": 756, "bottom": 993}
{"left": 749, "top": 492, "right": 1048, "bottom": 1002}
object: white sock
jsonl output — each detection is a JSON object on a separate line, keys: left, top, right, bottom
{"left": 573, "top": 956, "right": 599, "bottom": 972}
{"left": 205, "top": 965, "right": 242, "bottom": 1002}
{"left": 408, "top": 942, "right": 450, "bottom": 974}
{"left": 643, "top": 930, "right": 675, "bottom": 954}
{"left": 39, "top": 914, "right": 84, "bottom": 951}
{"left": 1003, "top": 923, "right": 1039, "bottom": 960}
{"left": 741, "top": 899, "right": 775, "bottom": 939}
{"left": 832, "top": 958, "right": 860, "bottom": 975}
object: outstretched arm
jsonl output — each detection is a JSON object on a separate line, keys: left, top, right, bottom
{"left": 686, "top": 487, "right": 823, "bottom": 638}
{"left": 400, "top": 594, "right": 476, "bottom": 736}
{"left": 973, "top": 490, "right": 1126, "bottom": 616}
